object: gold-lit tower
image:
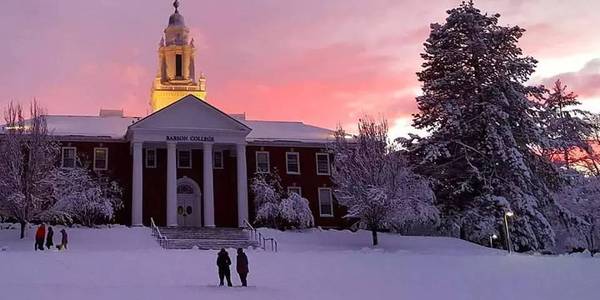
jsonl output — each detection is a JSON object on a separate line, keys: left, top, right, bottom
{"left": 150, "top": 0, "right": 207, "bottom": 112}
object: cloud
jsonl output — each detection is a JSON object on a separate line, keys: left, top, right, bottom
{"left": 540, "top": 59, "right": 600, "bottom": 99}
{"left": 209, "top": 41, "right": 418, "bottom": 130}
{"left": 1, "top": 0, "right": 600, "bottom": 134}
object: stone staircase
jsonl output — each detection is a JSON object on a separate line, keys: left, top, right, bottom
{"left": 155, "top": 227, "right": 260, "bottom": 250}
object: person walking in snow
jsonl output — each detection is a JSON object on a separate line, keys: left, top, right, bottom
{"left": 236, "top": 248, "right": 249, "bottom": 287}
{"left": 45, "top": 226, "right": 54, "bottom": 249}
{"left": 58, "top": 229, "right": 68, "bottom": 250}
{"left": 34, "top": 224, "right": 46, "bottom": 251}
{"left": 216, "top": 248, "right": 232, "bottom": 286}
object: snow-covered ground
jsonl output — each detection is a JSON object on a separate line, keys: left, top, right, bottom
{"left": 1, "top": 226, "right": 599, "bottom": 300}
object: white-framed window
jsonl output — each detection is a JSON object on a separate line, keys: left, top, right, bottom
{"left": 287, "top": 186, "right": 302, "bottom": 197}
{"left": 177, "top": 150, "right": 192, "bottom": 169}
{"left": 316, "top": 153, "right": 330, "bottom": 175}
{"left": 145, "top": 148, "right": 157, "bottom": 168}
{"left": 93, "top": 147, "right": 108, "bottom": 171}
{"left": 213, "top": 150, "right": 224, "bottom": 169}
{"left": 256, "top": 151, "right": 270, "bottom": 173}
{"left": 318, "top": 187, "right": 334, "bottom": 217}
{"left": 286, "top": 152, "right": 300, "bottom": 174}
{"left": 61, "top": 147, "right": 76, "bottom": 168}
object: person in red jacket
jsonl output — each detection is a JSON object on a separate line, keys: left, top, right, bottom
{"left": 34, "top": 224, "right": 45, "bottom": 251}
{"left": 236, "top": 248, "right": 249, "bottom": 287}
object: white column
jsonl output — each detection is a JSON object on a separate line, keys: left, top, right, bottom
{"left": 236, "top": 143, "right": 249, "bottom": 227}
{"left": 166, "top": 142, "right": 178, "bottom": 227}
{"left": 131, "top": 142, "right": 143, "bottom": 226}
{"left": 203, "top": 143, "right": 215, "bottom": 227}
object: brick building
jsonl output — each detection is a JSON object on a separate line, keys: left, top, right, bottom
{"left": 37, "top": 2, "right": 346, "bottom": 228}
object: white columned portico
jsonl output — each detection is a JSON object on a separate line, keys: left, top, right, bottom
{"left": 236, "top": 143, "right": 249, "bottom": 227}
{"left": 131, "top": 142, "right": 144, "bottom": 226}
{"left": 166, "top": 142, "right": 178, "bottom": 227}
{"left": 203, "top": 142, "right": 215, "bottom": 227}
{"left": 126, "top": 95, "right": 252, "bottom": 227}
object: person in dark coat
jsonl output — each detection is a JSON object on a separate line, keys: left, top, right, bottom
{"left": 45, "top": 226, "right": 54, "bottom": 249}
{"left": 34, "top": 224, "right": 46, "bottom": 251}
{"left": 58, "top": 229, "right": 68, "bottom": 250}
{"left": 216, "top": 248, "right": 232, "bottom": 286}
{"left": 236, "top": 248, "right": 249, "bottom": 287}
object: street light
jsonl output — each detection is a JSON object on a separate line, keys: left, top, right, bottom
{"left": 489, "top": 234, "right": 498, "bottom": 248}
{"left": 504, "top": 211, "right": 514, "bottom": 253}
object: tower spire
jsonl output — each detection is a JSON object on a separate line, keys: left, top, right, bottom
{"left": 152, "top": 0, "right": 207, "bottom": 112}
{"left": 173, "top": 0, "right": 180, "bottom": 13}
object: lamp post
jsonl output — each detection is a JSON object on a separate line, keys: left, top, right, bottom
{"left": 504, "top": 211, "right": 514, "bottom": 253}
{"left": 489, "top": 234, "right": 498, "bottom": 248}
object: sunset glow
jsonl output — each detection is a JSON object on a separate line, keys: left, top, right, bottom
{"left": 1, "top": 0, "right": 599, "bottom": 138}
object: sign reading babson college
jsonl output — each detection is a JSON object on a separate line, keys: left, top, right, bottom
{"left": 166, "top": 135, "right": 215, "bottom": 142}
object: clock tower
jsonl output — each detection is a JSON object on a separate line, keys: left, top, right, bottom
{"left": 150, "top": 0, "right": 207, "bottom": 112}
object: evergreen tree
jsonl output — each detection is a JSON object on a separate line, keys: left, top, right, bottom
{"left": 542, "top": 79, "right": 596, "bottom": 169}
{"left": 403, "top": 1, "right": 568, "bottom": 250}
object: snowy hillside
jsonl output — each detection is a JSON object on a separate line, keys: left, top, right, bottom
{"left": 1, "top": 226, "right": 599, "bottom": 300}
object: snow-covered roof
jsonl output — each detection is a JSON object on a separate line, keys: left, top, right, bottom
{"left": 242, "top": 120, "right": 334, "bottom": 144}
{"left": 33, "top": 114, "right": 334, "bottom": 144}
{"left": 44, "top": 115, "right": 140, "bottom": 139}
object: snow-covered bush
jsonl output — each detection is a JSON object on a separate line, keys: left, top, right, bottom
{"left": 279, "top": 193, "right": 314, "bottom": 229}
{"left": 255, "top": 202, "right": 281, "bottom": 228}
{"left": 251, "top": 172, "right": 282, "bottom": 207}
{"left": 251, "top": 171, "right": 314, "bottom": 229}
{"left": 50, "top": 167, "right": 123, "bottom": 227}
{"left": 251, "top": 172, "right": 283, "bottom": 228}
{"left": 553, "top": 173, "right": 600, "bottom": 255}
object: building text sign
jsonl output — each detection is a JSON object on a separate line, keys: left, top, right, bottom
{"left": 166, "top": 135, "right": 215, "bottom": 142}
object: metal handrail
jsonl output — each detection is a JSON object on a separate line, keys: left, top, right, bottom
{"left": 242, "top": 219, "right": 278, "bottom": 252}
{"left": 243, "top": 219, "right": 258, "bottom": 241}
{"left": 263, "top": 238, "right": 278, "bottom": 252}
{"left": 150, "top": 217, "right": 169, "bottom": 248}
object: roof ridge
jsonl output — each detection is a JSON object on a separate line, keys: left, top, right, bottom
{"left": 246, "top": 119, "right": 304, "bottom": 124}
{"left": 44, "top": 114, "right": 140, "bottom": 119}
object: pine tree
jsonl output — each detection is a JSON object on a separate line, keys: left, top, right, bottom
{"left": 542, "top": 79, "right": 596, "bottom": 169}
{"left": 585, "top": 114, "right": 600, "bottom": 175}
{"left": 403, "top": 1, "right": 568, "bottom": 250}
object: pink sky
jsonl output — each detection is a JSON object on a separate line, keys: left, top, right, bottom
{"left": 1, "top": 0, "right": 600, "bottom": 138}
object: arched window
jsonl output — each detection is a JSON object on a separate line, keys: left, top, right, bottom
{"left": 175, "top": 54, "right": 183, "bottom": 78}
{"left": 177, "top": 184, "right": 194, "bottom": 194}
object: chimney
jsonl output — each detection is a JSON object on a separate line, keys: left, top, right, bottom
{"left": 99, "top": 109, "right": 124, "bottom": 118}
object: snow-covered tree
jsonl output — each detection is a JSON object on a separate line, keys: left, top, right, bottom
{"left": 402, "top": 1, "right": 571, "bottom": 250}
{"left": 577, "top": 113, "right": 600, "bottom": 176}
{"left": 554, "top": 172, "right": 600, "bottom": 255}
{"left": 0, "top": 101, "right": 59, "bottom": 238}
{"left": 50, "top": 167, "right": 123, "bottom": 227}
{"left": 332, "top": 118, "right": 439, "bottom": 246}
{"left": 279, "top": 192, "right": 314, "bottom": 229}
{"left": 541, "top": 80, "right": 596, "bottom": 169}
